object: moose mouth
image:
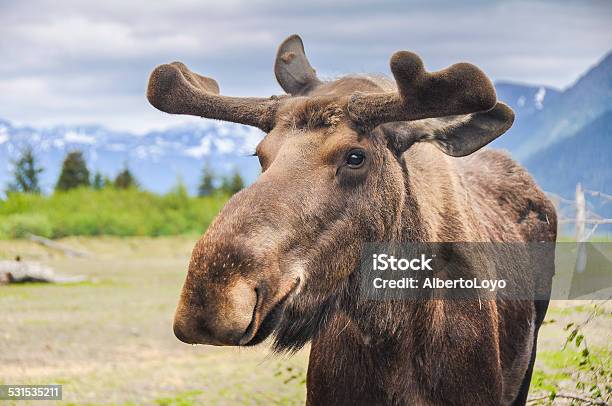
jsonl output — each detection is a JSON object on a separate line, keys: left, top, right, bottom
{"left": 240, "top": 279, "right": 300, "bottom": 346}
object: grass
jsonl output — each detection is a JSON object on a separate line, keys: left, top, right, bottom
{"left": 0, "top": 188, "right": 228, "bottom": 239}
{"left": 0, "top": 237, "right": 610, "bottom": 405}
{"left": 0, "top": 237, "right": 307, "bottom": 405}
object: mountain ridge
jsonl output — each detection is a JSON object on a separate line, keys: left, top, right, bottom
{"left": 0, "top": 118, "right": 264, "bottom": 195}
{"left": 524, "top": 110, "right": 612, "bottom": 218}
{"left": 492, "top": 51, "right": 612, "bottom": 161}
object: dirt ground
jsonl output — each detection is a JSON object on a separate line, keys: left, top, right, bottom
{"left": 0, "top": 237, "right": 610, "bottom": 405}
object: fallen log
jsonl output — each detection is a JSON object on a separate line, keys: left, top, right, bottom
{"left": 0, "top": 260, "right": 87, "bottom": 284}
{"left": 27, "top": 234, "right": 91, "bottom": 258}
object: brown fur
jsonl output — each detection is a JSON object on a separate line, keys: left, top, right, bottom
{"left": 148, "top": 36, "right": 557, "bottom": 406}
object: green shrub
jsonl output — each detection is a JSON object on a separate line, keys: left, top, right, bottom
{"left": 0, "top": 213, "right": 53, "bottom": 238}
{"left": 0, "top": 188, "right": 228, "bottom": 239}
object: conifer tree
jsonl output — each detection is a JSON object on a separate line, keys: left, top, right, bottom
{"left": 198, "top": 164, "right": 216, "bottom": 197}
{"left": 114, "top": 165, "right": 138, "bottom": 189}
{"left": 92, "top": 171, "right": 105, "bottom": 190}
{"left": 55, "top": 151, "right": 90, "bottom": 191}
{"left": 220, "top": 169, "right": 245, "bottom": 196}
{"left": 7, "top": 146, "right": 43, "bottom": 194}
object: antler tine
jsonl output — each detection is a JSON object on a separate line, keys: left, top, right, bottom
{"left": 347, "top": 51, "right": 497, "bottom": 128}
{"left": 147, "top": 62, "right": 280, "bottom": 132}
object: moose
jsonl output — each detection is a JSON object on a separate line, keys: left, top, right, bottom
{"left": 147, "top": 35, "right": 556, "bottom": 405}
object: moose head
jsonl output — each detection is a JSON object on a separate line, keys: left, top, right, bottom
{"left": 147, "top": 35, "right": 514, "bottom": 350}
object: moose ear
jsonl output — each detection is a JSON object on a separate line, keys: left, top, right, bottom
{"left": 381, "top": 102, "right": 515, "bottom": 157}
{"left": 274, "top": 35, "right": 321, "bottom": 95}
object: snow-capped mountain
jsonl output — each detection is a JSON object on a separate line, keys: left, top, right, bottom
{"left": 492, "top": 51, "right": 612, "bottom": 161}
{"left": 492, "top": 51, "right": 612, "bottom": 220}
{"left": 0, "top": 118, "right": 264, "bottom": 194}
{"left": 495, "top": 82, "right": 561, "bottom": 119}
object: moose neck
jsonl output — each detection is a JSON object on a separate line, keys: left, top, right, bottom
{"left": 398, "top": 143, "right": 476, "bottom": 243}
{"left": 308, "top": 145, "right": 481, "bottom": 404}
{"left": 341, "top": 143, "right": 476, "bottom": 340}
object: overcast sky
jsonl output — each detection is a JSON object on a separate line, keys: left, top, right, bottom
{"left": 1, "top": 0, "right": 611, "bottom": 132}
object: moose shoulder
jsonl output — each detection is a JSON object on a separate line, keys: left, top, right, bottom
{"left": 147, "top": 34, "right": 556, "bottom": 406}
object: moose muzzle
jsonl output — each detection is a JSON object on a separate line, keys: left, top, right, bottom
{"left": 172, "top": 231, "right": 269, "bottom": 346}
{"left": 173, "top": 276, "right": 257, "bottom": 345}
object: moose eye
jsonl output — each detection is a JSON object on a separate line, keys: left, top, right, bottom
{"left": 346, "top": 150, "right": 365, "bottom": 168}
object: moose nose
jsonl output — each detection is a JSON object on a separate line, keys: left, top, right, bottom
{"left": 173, "top": 278, "right": 257, "bottom": 345}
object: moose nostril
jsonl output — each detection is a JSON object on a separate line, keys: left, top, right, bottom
{"left": 173, "top": 323, "right": 187, "bottom": 343}
{"left": 173, "top": 278, "right": 259, "bottom": 346}
{"left": 173, "top": 320, "right": 192, "bottom": 344}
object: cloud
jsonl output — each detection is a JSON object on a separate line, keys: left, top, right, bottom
{"left": 214, "top": 138, "right": 236, "bottom": 155}
{"left": 63, "top": 130, "right": 96, "bottom": 144}
{"left": 11, "top": 16, "right": 200, "bottom": 61}
{"left": 0, "top": 0, "right": 610, "bottom": 131}
{"left": 0, "top": 129, "right": 8, "bottom": 145}
{"left": 185, "top": 138, "right": 212, "bottom": 158}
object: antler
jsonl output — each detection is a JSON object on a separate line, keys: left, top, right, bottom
{"left": 147, "top": 62, "right": 280, "bottom": 132}
{"left": 347, "top": 52, "right": 497, "bottom": 128}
